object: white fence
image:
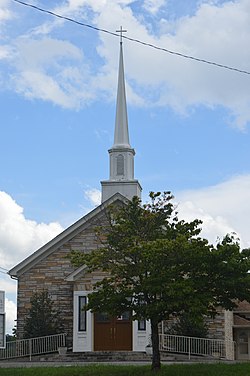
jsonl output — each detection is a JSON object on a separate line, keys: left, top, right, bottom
{"left": 0, "top": 333, "right": 66, "bottom": 361}
{"left": 0, "top": 332, "right": 235, "bottom": 361}
{"left": 159, "top": 333, "right": 235, "bottom": 360}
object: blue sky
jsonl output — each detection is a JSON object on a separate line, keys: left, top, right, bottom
{"left": 1, "top": 0, "right": 250, "bottom": 333}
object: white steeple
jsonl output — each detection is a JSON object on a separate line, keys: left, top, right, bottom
{"left": 101, "top": 32, "right": 142, "bottom": 203}
{"left": 113, "top": 40, "right": 130, "bottom": 149}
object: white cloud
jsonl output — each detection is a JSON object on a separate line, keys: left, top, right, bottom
{"left": 177, "top": 174, "right": 250, "bottom": 248}
{"left": 95, "top": 0, "right": 250, "bottom": 128}
{"left": 0, "top": 191, "right": 63, "bottom": 269}
{"left": 0, "top": 275, "right": 16, "bottom": 294}
{"left": 0, "top": 0, "right": 13, "bottom": 23}
{"left": 84, "top": 188, "right": 102, "bottom": 206}
{"left": 0, "top": 191, "right": 64, "bottom": 333}
{"left": 54, "top": 0, "right": 90, "bottom": 15}
{"left": 9, "top": 37, "right": 96, "bottom": 108}
{"left": 2, "top": 0, "right": 250, "bottom": 127}
{"left": 5, "top": 298, "right": 16, "bottom": 334}
{"left": 156, "top": 0, "right": 250, "bottom": 128}
{"left": 0, "top": 45, "right": 10, "bottom": 60}
{"left": 143, "top": 0, "right": 165, "bottom": 15}
{"left": 0, "top": 274, "right": 16, "bottom": 334}
{"left": 177, "top": 199, "right": 236, "bottom": 245}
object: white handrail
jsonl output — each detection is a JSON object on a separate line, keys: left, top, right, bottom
{"left": 159, "top": 333, "right": 235, "bottom": 360}
{"left": 0, "top": 333, "right": 66, "bottom": 361}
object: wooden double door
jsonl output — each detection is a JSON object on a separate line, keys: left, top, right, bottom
{"left": 94, "top": 312, "right": 132, "bottom": 351}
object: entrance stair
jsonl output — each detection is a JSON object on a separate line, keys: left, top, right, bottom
{"left": 40, "top": 350, "right": 175, "bottom": 362}
{"left": 1, "top": 350, "right": 176, "bottom": 363}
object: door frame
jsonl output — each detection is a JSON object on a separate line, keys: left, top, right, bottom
{"left": 235, "top": 328, "right": 250, "bottom": 360}
{"left": 73, "top": 290, "right": 151, "bottom": 352}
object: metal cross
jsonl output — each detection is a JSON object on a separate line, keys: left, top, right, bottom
{"left": 116, "top": 26, "right": 127, "bottom": 44}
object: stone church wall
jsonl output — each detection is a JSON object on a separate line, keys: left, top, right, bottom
{"left": 205, "top": 308, "right": 225, "bottom": 340}
{"left": 16, "top": 210, "right": 109, "bottom": 347}
{"left": 17, "top": 247, "right": 74, "bottom": 343}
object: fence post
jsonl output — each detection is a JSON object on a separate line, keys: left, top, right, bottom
{"left": 188, "top": 337, "right": 191, "bottom": 360}
{"left": 29, "top": 338, "right": 32, "bottom": 362}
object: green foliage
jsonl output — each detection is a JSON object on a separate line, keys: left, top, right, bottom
{"left": 23, "top": 290, "right": 63, "bottom": 339}
{"left": 5, "top": 334, "right": 16, "bottom": 343}
{"left": 69, "top": 192, "right": 250, "bottom": 371}
{"left": 166, "top": 313, "right": 208, "bottom": 338}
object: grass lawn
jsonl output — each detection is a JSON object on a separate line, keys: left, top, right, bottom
{"left": 1, "top": 363, "right": 250, "bottom": 376}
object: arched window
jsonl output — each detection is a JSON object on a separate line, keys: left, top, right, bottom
{"left": 117, "top": 154, "right": 124, "bottom": 176}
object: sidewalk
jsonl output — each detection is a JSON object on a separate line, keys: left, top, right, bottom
{"left": 0, "top": 359, "right": 233, "bottom": 368}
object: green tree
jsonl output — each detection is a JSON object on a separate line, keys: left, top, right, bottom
{"left": 6, "top": 334, "right": 16, "bottom": 342}
{"left": 166, "top": 313, "right": 208, "bottom": 338}
{"left": 23, "top": 290, "right": 62, "bottom": 338}
{"left": 69, "top": 192, "right": 250, "bottom": 372}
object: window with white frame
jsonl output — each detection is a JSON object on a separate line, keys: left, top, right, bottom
{"left": 138, "top": 319, "right": 146, "bottom": 331}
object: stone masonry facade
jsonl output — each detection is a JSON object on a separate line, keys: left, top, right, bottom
{"left": 16, "top": 208, "right": 109, "bottom": 348}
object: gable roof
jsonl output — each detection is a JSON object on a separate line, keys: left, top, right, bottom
{"left": 234, "top": 300, "right": 250, "bottom": 312}
{"left": 9, "top": 193, "right": 128, "bottom": 278}
{"left": 234, "top": 314, "right": 250, "bottom": 327}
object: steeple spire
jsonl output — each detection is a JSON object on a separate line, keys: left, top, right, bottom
{"left": 113, "top": 39, "right": 130, "bottom": 148}
{"left": 101, "top": 29, "right": 142, "bottom": 203}
{"left": 113, "top": 27, "right": 130, "bottom": 148}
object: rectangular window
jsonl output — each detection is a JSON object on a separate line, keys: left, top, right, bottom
{"left": 78, "top": 296, "right": 87, "bottom": 332}
{"left": 116, "top": 311, "right": 130, "bottom": 321}
{"left": 95, "top": 312, "right": 111, "bottom": 322}
{"left": 117, "top": 154, "right": 124, "bottom": 175}
{"left": 138, "top": 319, "right": 146, "bottom": 331}
{"left": 0, "top": 314, "right": 5, "bottom": 348}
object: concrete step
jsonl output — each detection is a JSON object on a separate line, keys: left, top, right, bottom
{"left": 39, "top": 350, "right": 175, "bottom": 363}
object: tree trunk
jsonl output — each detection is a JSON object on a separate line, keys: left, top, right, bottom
{"left": 150, "top": 319, "right": 161, "bottom": 372}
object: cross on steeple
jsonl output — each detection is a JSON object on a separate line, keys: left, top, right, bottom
{"left": 116, "top": 26, "right": 127, "bottom": 44}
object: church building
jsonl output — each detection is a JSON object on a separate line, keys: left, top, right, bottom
{"left": 8, "top": 38, "right": 250, "bottom": 360}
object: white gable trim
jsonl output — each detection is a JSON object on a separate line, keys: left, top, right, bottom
{"left": 65, "top": 265, "right": 88, "bottom": 282}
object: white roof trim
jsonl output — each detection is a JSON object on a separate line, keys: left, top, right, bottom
{"left": 65, "top": 265, "right": 88, "bottom": 282}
